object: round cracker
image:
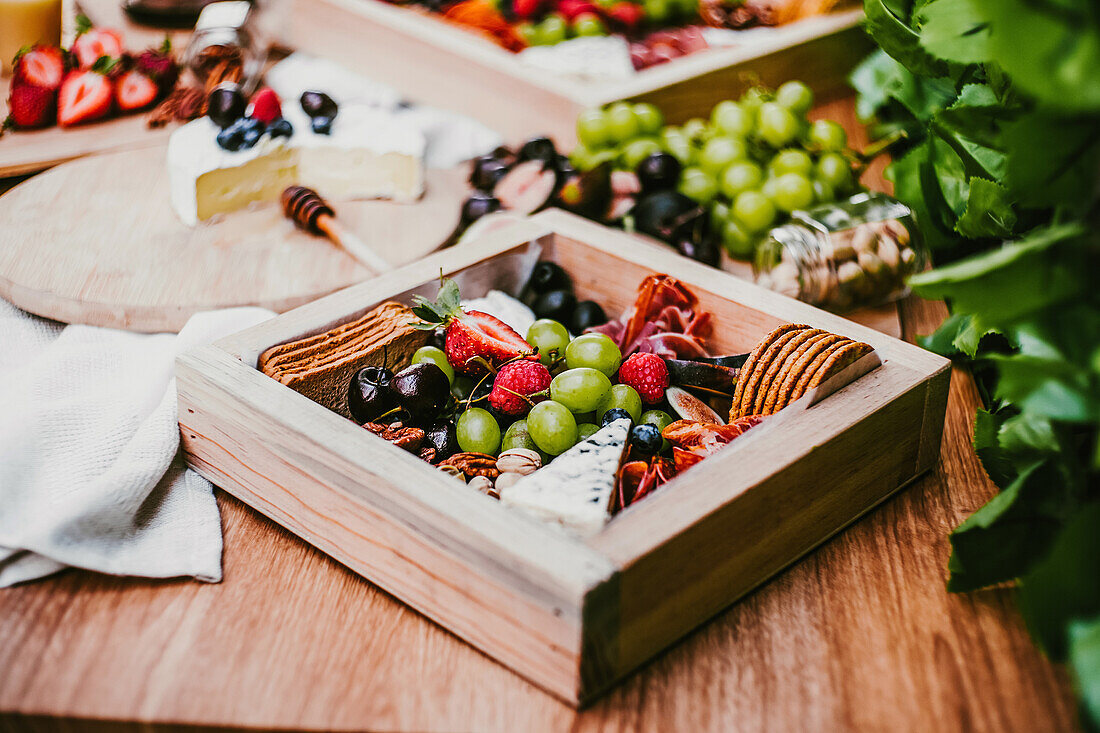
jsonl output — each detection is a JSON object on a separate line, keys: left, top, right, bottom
{"left": 806, "top": 341, "right": 874, "bottom": 390}
{"left": 790, "top": 340, "right": 851, "bottom": 402}
{"left": 773, "top": 335, "right": 848, "bottom": 412}
{"left": 735, "top": 326, "right": 809, "bottom": 418}
{"left": 730, "top": 323, "right": 808, "bottom": 420}
{"left": 754, "top": 328, "right": 827, "bottom": 415}
{"left": 762, "top": 331, "right": 835, "bottom": 415}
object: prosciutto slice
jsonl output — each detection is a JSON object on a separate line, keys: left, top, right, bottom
{"left": 588, "top": 274, "right": 712, "bottom": 359}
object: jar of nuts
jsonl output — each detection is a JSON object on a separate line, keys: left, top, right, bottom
{"left": 753, "top": 193, "right": 926, "bottom": 312}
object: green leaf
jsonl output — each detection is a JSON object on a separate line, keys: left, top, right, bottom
{"left": 998, "top": 413, "right": 1060, "bottom": 469}
{"left": 1068, "top": 616, "right": 1100, "bottom": 726}
{"left": 864, "top": 0, "right": 952, "bottom": 77}
{"left": 74, "top": 13, "right": 93, "bottom": 37}
{"left": 917, "top": 0, "right": 992, "bottom": 64}
{"left": 918, "top": 312, "right": 971, "bottom": 356}
{"left": 988, "top": 354, "right": 1098, "bottom": 423}
{"left": 437, "top": 278, "right": 461, "bottom": 314}
{"left": 1017, "top": 501, "right": 1100, "bottom": 659}
{"left": 948, "top": 461, "right": 1068, "bottom": 591}
{"left": 1001, "top": 111, "right": 1100, "bottom": 210}
{"left": 954, "top": 178, "right": 1016, "bottom": 239}
{"left": 888, "top": 139, "right": 959, "bottom": 250}
{"left": 973, "top": 408, "right": 1015, "bottom": 487}
{"left": 951, "top": 311, "right": 994, "bottom": 356}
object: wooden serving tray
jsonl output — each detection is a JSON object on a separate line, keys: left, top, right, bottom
{"left": 284, "top": 0, "right": 871, "bottom": 146}
{"left": 176, "top": 209, "right": 949, "bottom": 705}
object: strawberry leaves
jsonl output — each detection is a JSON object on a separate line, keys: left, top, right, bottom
{"left": 410, "top": 277, "right": 462, "bottom": 329}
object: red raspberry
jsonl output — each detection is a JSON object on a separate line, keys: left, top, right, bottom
{"left": 246, "top": 87, "right": 282, "bottom": 124}
{"left": 489, "top": 360, "right": 551, "bottom": 416}
{"left": 617, "top": 353, "right": 669, "bottom": 404}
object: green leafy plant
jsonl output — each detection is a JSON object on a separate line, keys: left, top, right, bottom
{"left": 851, "top": 0, "right": 1100, "bottom": 725}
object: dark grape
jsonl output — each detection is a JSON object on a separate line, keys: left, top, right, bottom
{"left": 526, "top": 261, "right": 573, "bottom": 294}
{"left": 208, "top": 83, "right": 246, "bottom": 129}
{"left": 532, "top": 289, "right": 577, "bottom": 323}
{"left": 460, "top": 192, "right": 503, "bottom": 223}
{"left": 518, "top": 136, "right": 558, "bottom": 164}
{"left": 300, "top": 90, "right": 338, "bottom": 119}
{"left": 570, "top": 300, "right": 607, "bottom": 333}
{"left": 636, "top": 152, "right": 683, "bottom": 193}
{"left": 469, "top": 156, "right": 510, "bottom": 191}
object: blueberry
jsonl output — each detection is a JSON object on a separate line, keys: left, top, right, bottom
{"left": 216, "top": 125, "right": 245, "bottom": 151}
{"left": 629, "top": 423, "right": 663, "bottom": 454}
{"left": 570, "top": 300, "right": 607, "bottom": 333}
{"left": 311, "top": 115, "right": 334, "bottom": 135}
{"left": 300, "top": 90, "right": 338, "bottom": 119}
{"left": 241, "top": 127, "right": 262, "bottom": 149}
{"left": 267, "top": 117, "right": 293, "bottom": 138}
{"left": 532, "top": 289, "right": 576, "bottom": 323}
{"left": 240, "top": 117, "right": 265, "bottom": 135}
{"left": 208, "top": 83, "right": 246, "bottom": 129}
{"left": 601, "top": 408, "right": 632, "bottom": 427}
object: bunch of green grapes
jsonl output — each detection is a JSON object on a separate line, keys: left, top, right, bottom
{"left": 572, "top": 81, "right": 861, "bottom": 260}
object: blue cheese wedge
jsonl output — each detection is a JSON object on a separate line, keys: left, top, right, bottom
{"left": 499, "top": 418, "right": 630, "bottom": 537}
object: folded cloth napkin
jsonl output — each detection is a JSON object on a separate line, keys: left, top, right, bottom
{"left": 0, "top": 299, "right": 272, "bottom": 587}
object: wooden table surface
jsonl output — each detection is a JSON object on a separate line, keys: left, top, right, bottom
{"left": 0, "top": 95, "right": 1082, "bottom": 730}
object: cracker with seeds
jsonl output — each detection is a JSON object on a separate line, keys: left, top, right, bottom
{"left": 735, "top": 326, "right": 810, "bottom": 418}
{"left": 771, "top": 334, "right": 848, "bottom": 412}
{"left": 752, "top": 328, "right": 826, "bottom": 415}
{"left": 730, "top": 323, "right": 807, "bottom": 419}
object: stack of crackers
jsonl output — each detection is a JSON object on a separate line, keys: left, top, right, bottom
{"left": 258, "top": 301, "right": 428, "bottom": 419}
{"left": 730, "top": 324, "right": 874, "bottom": 420}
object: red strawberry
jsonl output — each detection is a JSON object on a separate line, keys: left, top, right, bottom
{"left": 115, "top": 70, "right": 158, "bottom": 112}
{"left": 6, "top": 46, "right": 64, "bottom": 128}
{"left": 72, "top": 27, "right": 124, "bottom": 69}
{"left": 8, "top": 84, "right": 56, "bottom": 128}
{"left": 410, "top": 278, "right": 535, "bottom": 376}
{"left": 512, "top": 0, "right": 545, "bottom": 20}
{"left": 134, "top": 38, "right": 179, "bottom": 93}
{"left": 489, "top": 361, "right": 551, "bottom": 416}
{"left": 607, "top": 2, "right": 644, "bottom": 30}
{"left": 12, "top": 45, "right": 64, "bottom": 90}
{"left": 558, "top": 0, "right": 599, "bottom": 20}
{"left": 246, "top": 87, "right": 281, "bottom": 124}
{"left": 617, "top": 353, "right": 669, "bottom": 404}
{"left": 57, "top": 68, "right": 113, "bottom": 127}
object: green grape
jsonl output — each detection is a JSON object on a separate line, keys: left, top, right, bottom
{"left": 670, "top": 0, "right": 696, "bottom": 18}
{"left": 680, "top": 117, "right": 710, "bottom": 144}
{"left": 660, "top": 128, "right": 694, "bottom": 165}
{"left": 757, "top": 102, "right": 799, "bottom": 148}
{"left": 769, "top": 148, "right": 813, "bottom": 177}
{"left": 771, "top": 172, "right": 814, "bottom": 213}
{"left": 710, "top": 200, "right": 730, "bottom": 229}
{"left": 451, "top": 375, "right": 474, "bottom": 401}
{"left": 596, "top": 383, "right": 643, "bottom": 423}
{"left": 643, "top": 0, "right": 671, "bottom": 24}
{"left": 576, "top": 108, "right": 612, "bottom": 149}
{"left": 573, "top": 12, "right": 606, "bottom": 36}
{"left": 719, "top": 160, "right": 763, "bottom": 199}
{"left": 573, "top": 411, "right": 596, "bottom": 424}
{"left": 606, "top": 102, "right": 641, "bottom": 143}
{"left": 812, "top": 178, "right": 835, "bottom": 203}
{"left": 549, "top": 367, "right": 612, "bottom": 413}
{"left": 577, "top": 422, "right": 601, "bottom": 441}
{"left": 732, "top": 190, "right": 776, "bottom": 233}
{"left": 527, "top": 318, "right": 570, "bottom": 366}
{"left": 739, "top": 86, "right": 768, "bottom": 113}
{"left": 621, "top": 138, "right": 662, "bottom": 171}
{"left": 775, "top": 80, "right": 814, "bottom": 115}
{"left": 808, "top": 118, "right": 847, "bottom": 152}
{"left": 412, "top": 346, "right": 455, "bottom": 386}
{"left": 527, "top": 401, "right": 578, "bottom": 455}
{"left": 516, "top": 22, "right": 538, "bottom": 45}
{"left": 564, "top": 332, "right": 622, "bottom": 377}
{"left": 502, "top": 419, "right": 537, "bottom": 452}
{"left": 711, "top": 100, "right": 754, "bottom": 138}
{"left": 633, "top": 103, "right": 664, "bottom": 136}
{"left": 761, "top": 175, "right": 779, "bottom": 200}
{"left": 699, "top": 136, "right": 748, "bottom": 176}
{"left": 537, "top": 13, "right": 569, "bottom": 45}
{"left": 815, "top": 152, "right": 852, "bottom": 190}
{"left": 722, "top": 217, "right": 755, "bottom": 259}
{"left": 456, "top": 408, "right": 502, "bottom": 455}
{"left": 678, "top": 167, "right": 717, "bottom": 203}
{"left": 640, "top": 409, "right": 674, "bottom": 450}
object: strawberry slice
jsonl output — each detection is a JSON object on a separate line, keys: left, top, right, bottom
{"left": 12, "top": 45, "right": 64, "bottom": 90}
{"left": 115, "top": 69, "right": 158, "bottom": 112}
{"left": 72, "top": 28, "right": 124, "bottom": 69}
{"left": 57, "top": 69, "right": 113, "bottom": 126}
{"left": 6, "top": 46, "right": 64, "bottom": 128}
{"left": 411, "top": 278, "right": 534, "bottom": 376}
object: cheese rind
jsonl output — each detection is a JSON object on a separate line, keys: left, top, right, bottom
{"left": 499, "top": 418, "right": 630, "bottom": 537}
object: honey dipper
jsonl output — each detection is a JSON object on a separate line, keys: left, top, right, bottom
{"left": 281, "top": 186, "right": 392, "bottom": 273}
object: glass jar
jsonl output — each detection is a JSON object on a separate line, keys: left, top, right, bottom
{"left": 182, "top": 1, "right": 265, "bottom": 93}
{"left": 753, "top": 193, "right": 926, "bottom": 312}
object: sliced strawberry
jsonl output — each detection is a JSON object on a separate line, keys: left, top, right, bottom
{"left": 57, "top": 70, "right": 113, "bottom": 126}
{"left": 245, "top": 87, "right": 281, "bottom": 124}
{"left": 72, "top": 28, "right": 124, "bottom": 69}
{"left": 446, "top": 311, "right": 535, "bottom": 375}
{"left": 7, "top": 83, "right": 57, "bottom": 128}
{"left": 115, "top": 70, "right": 158, "bottom": 112}
{"left": 12, "top": 45, "right": 64, "bottom": 90}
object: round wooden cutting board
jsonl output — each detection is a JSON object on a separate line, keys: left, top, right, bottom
{"left": 0, "top": 145, "right": 468, "bottom": 332}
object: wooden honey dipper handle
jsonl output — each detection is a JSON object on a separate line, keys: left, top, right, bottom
{"left": 281, "top": 186, "right": 392, "bottom": 274}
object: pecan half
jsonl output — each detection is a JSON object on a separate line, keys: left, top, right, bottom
{"left": 438, "top": 452, "right": 500, "bottom": 480}
{"left": 363, "top": 422, "right": 426, "bottom": 454}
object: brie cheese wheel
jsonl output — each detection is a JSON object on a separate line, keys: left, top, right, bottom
{"left": 500, "top": 418, "right": 630, "bottom": 537}
{"left": 167, "top": 104, "right": 426, "bottom": 226}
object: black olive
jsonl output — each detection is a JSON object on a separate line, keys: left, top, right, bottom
{"left": 460, "top": 192, "right": 503, "bottom": 224}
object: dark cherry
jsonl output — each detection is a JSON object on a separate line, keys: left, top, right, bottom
{"left": 532, "top": 289, "right": 577, "bottom": 323}
{"left": 300, "top": 90, "right": 338, "bottom": 119}
{"left": 601, "top": 407, "right": 632, "bottom": 427}
{"left": 469, "top": 155, "right": 510, "bottom": 192}
{"left": 208, "top": 83, "right": 246, "bottom": 129}
{"left": 570, "top": 300, "right": 607, "bottom": 333}
{"left": 525, "top": 261, "right": 572, "bottom": 295}
{"left": 391, "top": 363, "right": 450, "bottom": 423}
{"left": 633, "top": 190, "right": 697, "bottom": 242}
{"left": 348, "top": 365, "right": 396, "bottom": 423}
{"left": 460, "top": 192, "right": 503, "bottom": 223}
{"left": 636, "top": 152, "right": 683, "bottom": 193}
{"left": 517, "top": 136, "right": 558, "bottom": 164}
{"left": 629, "top": 423, "right": 662, "bottom": 454}
{"left": 425, "top": 420, "right": 459, "bottom": 461}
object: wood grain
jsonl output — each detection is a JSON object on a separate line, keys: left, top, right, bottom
{"left": 0, "top": 147, "right": 468, "bottom": 332}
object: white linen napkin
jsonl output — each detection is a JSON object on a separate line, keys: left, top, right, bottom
{"left": 0, "top": 299, "right": 272, "bottom": 587}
